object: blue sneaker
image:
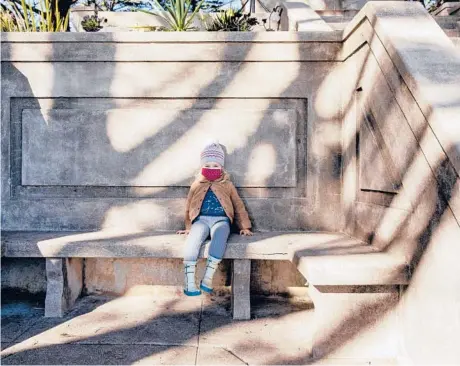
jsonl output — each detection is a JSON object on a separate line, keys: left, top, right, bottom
{"left": 184, "top": 288, "right": 202, "bottom": 296}
{"left": 200, "top": 281, "right": 213, "bottom": 293}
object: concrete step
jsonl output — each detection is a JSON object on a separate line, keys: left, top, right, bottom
{"left": 319, "top": 15, "right": 354, "bottom": 30}
{"left": 318, "top": 13, "right": 460, "bottom": 33}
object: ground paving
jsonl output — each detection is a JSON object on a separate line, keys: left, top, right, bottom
{"left": 1, "top": 286, "right": 396, "bottom": 365}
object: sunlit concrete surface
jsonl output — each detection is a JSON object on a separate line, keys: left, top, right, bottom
{"left": 1, "top": 1, "right": 460, "bottom": 364}
{"left": 1, "top": 287, "right": 400, "bottom": 365}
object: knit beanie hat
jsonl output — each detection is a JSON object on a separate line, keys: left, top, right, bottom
{"left": 200, "top": 141, "right": 225, "bottom": 167}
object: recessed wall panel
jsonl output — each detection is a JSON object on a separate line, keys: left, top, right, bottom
{"left": 21, "top": 107, "right": 297, "bottom": 187}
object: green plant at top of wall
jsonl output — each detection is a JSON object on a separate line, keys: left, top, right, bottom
{"left": 201, "top": 8, "right": 258, "bottom": 31}
{"left": 81, "top": 14, "right": 105, "bottom": 31}
{"left": 0, "top": 0, "right": 69, "bottom": 31}
{"left": 138, "top": 0, "right": 204, "bottom": 31}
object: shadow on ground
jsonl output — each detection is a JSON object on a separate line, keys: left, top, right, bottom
{"left": 1, "top": 290, "right": 319, "bottom": 365}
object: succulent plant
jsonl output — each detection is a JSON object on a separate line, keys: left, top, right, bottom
{"left": 81, "top": 14, "right": 106, "bottom": 31}
{"left": 202, "top": 8, "right": 258, "bottom": 32}
{"left": 138, "top": 0, "right": 205, "bottom": 32}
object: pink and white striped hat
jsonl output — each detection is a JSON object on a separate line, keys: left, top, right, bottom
{"left": 200, "top": 140, "right": 225, "bottom": 167}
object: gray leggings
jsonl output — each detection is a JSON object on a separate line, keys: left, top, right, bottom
{"left": 183, "top": 215, "right": 231, "bottom": 261}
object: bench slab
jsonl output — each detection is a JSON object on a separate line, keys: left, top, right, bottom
{"left": 1, "top": 230, "right": 301, "bottom": 259}
{"left": 2, "top": 230, "right": 410, "bottom": 285}
{"left": 2, "top": 230, "right": 410, "bottom": 320}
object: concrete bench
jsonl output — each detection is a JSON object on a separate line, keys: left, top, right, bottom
{"left": 1, "top": 231, "right": 410, "bottom": 332}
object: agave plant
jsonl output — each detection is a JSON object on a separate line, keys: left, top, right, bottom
{"left": 201, "top": 8, "right": 258, "bottom": 32}
{"left": 138, "top": 0, "right": 204, "bottom": 31}
{"left": 1, "top": 0, "right": 69, "bottom": 31}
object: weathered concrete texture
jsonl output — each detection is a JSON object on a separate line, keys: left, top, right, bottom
{"left": 1, "top": 258, "right": 46, "bottom": 294}
{"left": 341, "top": 2, "right": 460, "bottom": 365}
{"left": 231, "top": 259, "right": 251, "bottom": 320}
{"left": 1, "top": 257, "right": 306, "bottom": 299}
{"left": 2, "top": 39, "right": 343, "bottom": 62}
{"left": 0, "top": 31, "right": 344, "bottom": 44}
{"left": 251, "top": 259, "right": 306, "bottom": 294}
{"left": 199, "top": 294, "right": 314, "bottom": 364}
{"left": 1, "top": 291, "right": 339, "bottom": 365}
{"left": 2, "top": 344, "right": 198, "bottom": 365}
{"left": 1, "top": 39, "right": 342, "bottom": 232}
{"left": 359, "top": 113, "right": 399, "bottom": 193}
{"left": 308, "top": 285, "right": 400, "bottom": 359}
{"left": 2, "top": 2, "right": 460, "bottom": 364}
{"left": 1, "top": 314, "right": 42, "bottom": 343}
{"left": 84, "top": 258, "right": 306, "bottom": 296}
{"left": 84, "top": 258, "right": 229, "bottom": 294}
{"left": 279, "top": 0, "right": 333, "bottom": 31}
{"left": 2, "top": 231, "right": 367, "bottom": 260}
{"left": 44, "top": 258, "right": 83, "bottom": 317}
{"left": 10, "top": 291, "right": 202, "bottom": 347}
{"left": 22, "top": 108, "right": 297, "bottom": 188}
{"left": 345, "top": 2, "right": 460, "bottom": 177}
{"left": 1, "top": 196, "right": 337, "bottom": 232}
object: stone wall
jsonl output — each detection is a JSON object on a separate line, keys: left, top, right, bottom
{"left": 1, "top": 32, "right": 344, "bottom": 233}
{"left": 340, "top": 2, "right": 460, "bottom": 364}
{"left": 1, "top": 32, "right": 345, "bottom": 294}
{"left": 3, "top": 3, "right": 459, "bottom": 363}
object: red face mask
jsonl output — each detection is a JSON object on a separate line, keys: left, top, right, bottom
{"left": 202, "top": 167, "right": 222, "bottom": 181}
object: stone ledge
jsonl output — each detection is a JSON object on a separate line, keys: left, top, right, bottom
{"left": 0, "top": 31, "right": 343, "bottom": 43}
{"left": 2, "top": 230, "right": 410, "bottom": 285}
{"left": 343, "top": 1, "right": 460, "bottom": 179}
{"left": 1, "top": 230, "right": 298, "bottom": 259}
{"left": 288, "top": 233, "right": 410, "bottom": 285}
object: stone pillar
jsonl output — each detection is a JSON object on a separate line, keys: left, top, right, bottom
{"left": 231, "top": 259, "right": 251, "bottom": 320}
{"left": 45, "top": 258, "right": 84, "bottom": 317}
{"left": 308, "top": 285, "right": 400, "bottom": 359}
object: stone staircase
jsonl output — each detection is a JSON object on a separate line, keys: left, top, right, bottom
{"left": 317, "top": 11, "right": 460, "bottom": 50}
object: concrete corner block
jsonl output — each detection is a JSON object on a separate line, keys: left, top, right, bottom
{"left": 308, "top": 285, "right": 401, "bottom": 359}
{"left": 45, "top": 258, "right": 84, "bottom": 317}
{"left": 231, "top": 259, "right": 251, "bottom": 320}
{"left": 279, "top": 0, "right": 333, "bottom": 31}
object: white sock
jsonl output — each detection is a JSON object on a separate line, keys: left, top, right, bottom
{"left": 201, "top": 255, "right": 221, "bottom": 289}
{"left": 184, "top": 260, "right": 201, "bottom": 294}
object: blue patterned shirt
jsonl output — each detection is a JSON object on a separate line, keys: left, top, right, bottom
{"left": 199, "top": 187, "right": 227, "bottom": 216}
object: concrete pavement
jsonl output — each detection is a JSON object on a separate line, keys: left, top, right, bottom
{"left": 1, "top": 286, "right": 397, "bottom": 365}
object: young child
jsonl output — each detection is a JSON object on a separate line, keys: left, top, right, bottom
{"left": 176, "top": 141, "right": 253, "bottom": 296}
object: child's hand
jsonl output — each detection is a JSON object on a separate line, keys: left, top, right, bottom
{"left": 240, "top": 229, "right": 253, "bottom": 236}
{"left": 176, "top": 230, "right": 190, "bottom": 235}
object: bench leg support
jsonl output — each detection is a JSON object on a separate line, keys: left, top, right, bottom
{"left": 231, "top": 259, "right": 251, "bottom": 320}
{"left": 308, "top": 285, "right": 400, "bottom": 359}
{"left": 45, "top": 258, "right": 84, "bottom": 317}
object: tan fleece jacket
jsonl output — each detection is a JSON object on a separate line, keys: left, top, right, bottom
{"left": 184, "top": 173, "right": 252, "bottom": 231}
